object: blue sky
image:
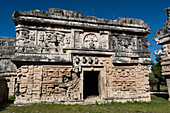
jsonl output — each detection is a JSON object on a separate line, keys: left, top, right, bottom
{"left": 0, "top": 0, "right": 169, "bottom": 62}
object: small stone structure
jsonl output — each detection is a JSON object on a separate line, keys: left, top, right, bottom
{"left": 12, "top": 8, "right": 152, "bottom": 104}
{"left": 0, "top": 77, "right": 8, "bottom": 103}
{"left": 0, "top": 37, "right": 17, "bottom": 95}
{"left": 154, "top": 7, "right": 170, "bottom": 101}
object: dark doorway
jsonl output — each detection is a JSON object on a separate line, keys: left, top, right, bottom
{"left": 83, "top": 71, "right": 100, "bottom": 99}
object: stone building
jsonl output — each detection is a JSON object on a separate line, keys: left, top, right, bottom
{"left": 0, "top": 37, "right": 17, "bottom": 95}
{"left": 154, "top": 7, "right": 170, "bottom": 101}
{"left": 12, "top": 8, "right": 152, "bottom": 104}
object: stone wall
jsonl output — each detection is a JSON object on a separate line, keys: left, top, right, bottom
{"left": 15, "top": 64, "right": 150, "bottom": 104}
{"left": 12, "top": 8, "right": 152, "bottom": 104}
{"left": 0, "top": 37, "right": 17, "bottom": 95}
{"left": 15, "top": 65, "right": 78, "bottom": 104}
{"left": 107, "top": 64, "right": 150, "bottom": 102}
{"left": 0, "top": 77, "right": 8, "bottom": 103}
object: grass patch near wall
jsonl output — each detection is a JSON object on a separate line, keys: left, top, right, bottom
{"left": 150, "top": 85, "right": 168, "bottom": 92}
{"left": 0, "top": 95, "right": 170, "bottom": 113}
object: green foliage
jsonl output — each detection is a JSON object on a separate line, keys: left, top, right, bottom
{"left": 8, "top": 94, "right": 15, "bottom": 100}
{"left": 73, "top": 98, "right": 78, "bottom": 100}
{"left": 149, "top": 73, "right": 159, "bottom": 90}
{"left": 151, "top": 55, "right": 166, "bottom": 91}
{"left": 151, "top": 55, "right": 164, "bottom": 81}
{"left": 95, "top": 101, "right": 99, "bottom": 105}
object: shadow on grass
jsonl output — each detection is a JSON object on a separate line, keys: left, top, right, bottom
{"left": 152, "top": 93, "right": 169, "bottom": 100}
{"left": 0, "top": 100, "right": 14, "bottom": 111}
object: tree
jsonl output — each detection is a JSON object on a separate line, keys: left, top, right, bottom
{"left": 149, "top": 73, "right": 159, "bottom": 91}
{"left": 151, "top": 55, "right": 166, "bottom": 91}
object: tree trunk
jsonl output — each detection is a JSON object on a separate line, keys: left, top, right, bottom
{"left": 151, "top": 86, "right": 154, "bottom": 91}
{"left": 157, "top": 83, "right": 161, "bottom": 92}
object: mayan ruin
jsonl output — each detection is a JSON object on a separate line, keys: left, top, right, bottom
{"left": 0, "top": 8, "right": 153, "bottom": 104}
{"left": 154, "top": 7, "right": 170, "bottom": 101}
{"left": 0, "top": 37, "right": 17, "bottom": 96}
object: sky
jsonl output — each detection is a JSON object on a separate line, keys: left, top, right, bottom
{"left": 0, "top": 0, "right": 169, "bottom": 63}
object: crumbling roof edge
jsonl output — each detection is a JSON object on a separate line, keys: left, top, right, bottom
{"left": 12, "top": 8, "right": 149, "bottom": 29}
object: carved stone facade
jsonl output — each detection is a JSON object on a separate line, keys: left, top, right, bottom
{"left": 12, "top": 8, "right": 152, "bottom": 104}
{"left": 0, "top": 37, "right": 17, "bottom": 95}
{"left": 154, "top": 7, "right": 170, "bottom": 101}
{"left": 107, "top": 64, "right": 150, "bottom": 101}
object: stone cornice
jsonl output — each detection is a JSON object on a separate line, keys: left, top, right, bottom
{"left": 12, "top": 8, "right": 150, "bottom": 34}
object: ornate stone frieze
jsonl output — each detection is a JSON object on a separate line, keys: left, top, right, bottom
{"left": 111, "top": 34, "right": 148, "bottom": 52}
{"left": 15, "top": 29, "right": 72, "bottom": 54}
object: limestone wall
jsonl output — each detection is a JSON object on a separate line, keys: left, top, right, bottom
{"left": 0, "top": 37, "right": 16, "bottom": 74}
{"left": 107, "top": 64, "right": 150, "bottom": 102}
{"left": 15, "top": 65, "right": 80, "bottom": 104}
{"left": 0, "top": 37, "right": 17, "bottom": 95}
{"left": 15, "top": 63, "right": 150, "bottom": 104}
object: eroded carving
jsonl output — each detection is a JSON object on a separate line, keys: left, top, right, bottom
{"left": 84, "top": 34, "right": 98, "bottom": 49}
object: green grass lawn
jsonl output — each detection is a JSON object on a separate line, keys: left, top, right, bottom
{"left": 0, "top": 95, "right": 170, "bottom": 113}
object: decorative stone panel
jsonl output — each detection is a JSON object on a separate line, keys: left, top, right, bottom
{"left": 15, "top": 65, "right": 81, "bottom": 104}
{"left": 107, "top": 64, "right": 150, "bottom": 101}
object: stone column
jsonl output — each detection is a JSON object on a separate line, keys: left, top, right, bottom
{"left": 166, "top": 76, "right": 170, "bottom": 101}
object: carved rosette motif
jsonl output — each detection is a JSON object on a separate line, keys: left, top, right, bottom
{"left": 84, "top": 34, "right": 98, "bottom": 49}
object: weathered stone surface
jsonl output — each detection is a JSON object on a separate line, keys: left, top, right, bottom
{"left": 166, "top": 76, "right": 170, "bottom": 101}
{"left": 12, "top": 8, "right": 152, "bottom": 104}
{"left": 0, "top": 37, "right": 17, "bottom": 95}
{"left": 154, "top": 7, "right": 170, "bottom": 101}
